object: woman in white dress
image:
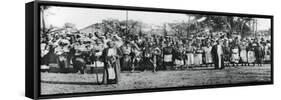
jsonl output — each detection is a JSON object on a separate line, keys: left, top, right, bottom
{"left": 230, "top": 44, "right": 240, "bottom": 66}
{"left": 239, "top": 41, "right": 248, "bottom": 66}
{"left": 194, "top": 44, "right": 203, "bottom": 66}
{"left": 247, "top": 41, "right": 257, "bottom": 66}
{"left": 203, "top": 43, "right": 213, "bottom": 67}
{"left": 185, "top": 42, "right": 195, "bottom": 67}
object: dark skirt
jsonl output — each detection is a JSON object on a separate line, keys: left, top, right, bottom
{"left": 102, "top": 60, "right": 121, "bottom": 84}
{"left": 120, "top": 54, "right": 132, "bottom": 70}
{"left": 214, "top": 55, "right": 224, "bottom": 69}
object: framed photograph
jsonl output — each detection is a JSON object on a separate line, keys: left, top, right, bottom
{"left": 26, "top": 0, "right": 273, "bottom": 99}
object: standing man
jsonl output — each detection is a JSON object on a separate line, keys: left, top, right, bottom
{"left": 211, "top": 40, "right": 225, "bottom": 69}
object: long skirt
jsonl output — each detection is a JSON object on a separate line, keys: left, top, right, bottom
{"left": 58, "top": 55, "right": 68, "bottom": 69}
{"left": 264, "top": 55, "right": 271, "bottom": 61}
{"left": 240, "top": 50, "right": 247, "bottom": 63}
{"left": 205, "top": 53, "right": 213, "bottom": 64}
{"left": 230, "top": 49, "right": 240, "bottom": 63}
{"left": 194, "top": 54, "right": 203, "bottom": 65}
{"left": 214, "top": 55, "right": 224, "bottom": 69}
{"left": 72, "top": 56, "right": 86, "bottom": 73}
{"left": 121, "top": 55, "right": 132, "bottom": 70}
{"left": 247, "top": 51, "right": 256, "bottom": 63}
{"left": 103, "top": 60, "right": 121, "bottom": 84}
{"left": 163, "top": 54, "right": 173, "bottom": 70}
{"left": 230, "top": 53, "right": 240, "bottom": 63}
{"left": 185, "top": 53, "right": 194, "bottom": 66}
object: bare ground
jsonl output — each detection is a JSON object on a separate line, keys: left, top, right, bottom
{"left": 41, "top": 64, "right": 271, "bottom": 95}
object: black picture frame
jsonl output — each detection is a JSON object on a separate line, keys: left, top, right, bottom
{"left": 26, "top": 1, "right": 274, "bottom": 99}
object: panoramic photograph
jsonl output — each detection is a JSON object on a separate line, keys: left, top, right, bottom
{"left": 39, "top": 6, "right": 272, "bottom": 95}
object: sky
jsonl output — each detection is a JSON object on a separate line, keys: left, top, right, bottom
{"left": 43, "top": 6, "right": 193, "bottom": 29}
{"left": 256, "top": 18, "right": 271, "bottom": 30}
{"left": 42, "top": 6, "right": 271, "bottom": 31}
{"left": 43, "top": 6, "right": 126, "bottom": 29}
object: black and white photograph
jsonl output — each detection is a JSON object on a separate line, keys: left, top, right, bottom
{"left": 39, "top": 5, "right": 272, "bottom": 95}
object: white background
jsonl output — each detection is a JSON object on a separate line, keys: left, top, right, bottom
{"left": 0, "top": 0, "right": 279, "bottom": 100}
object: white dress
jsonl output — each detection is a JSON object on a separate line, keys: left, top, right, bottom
{"left": 248, "top": 51, "right": 256, "bottom": 63}
{"left": 185, "top": 46, "right": 194, "bottom": 66}
{"left": 231, "top": 48, "right": 240, "bottom": 63}
{"left": 194, "top": 49, "right": 203, "bottom": 65}
{"left": 203, "top": 46, "right": 213, "bottom": 63}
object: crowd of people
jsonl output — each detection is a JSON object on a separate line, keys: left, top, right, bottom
{"left": 40, "top": 29, "right": 272, "bottom": 84}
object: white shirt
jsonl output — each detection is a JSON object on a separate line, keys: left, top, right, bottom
{"left": 107, "top": 48, "right": 117, "bottom": 56}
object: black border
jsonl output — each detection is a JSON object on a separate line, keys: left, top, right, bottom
{"left": 25, "top": 2, "right": 34, "bottom": 99}
{"left": 26, "top": 1, "right": 274, "bottom": 99}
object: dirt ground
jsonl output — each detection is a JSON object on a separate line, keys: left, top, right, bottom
{"left": 41, "top": 64, "right": 271, "bottom": 95}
